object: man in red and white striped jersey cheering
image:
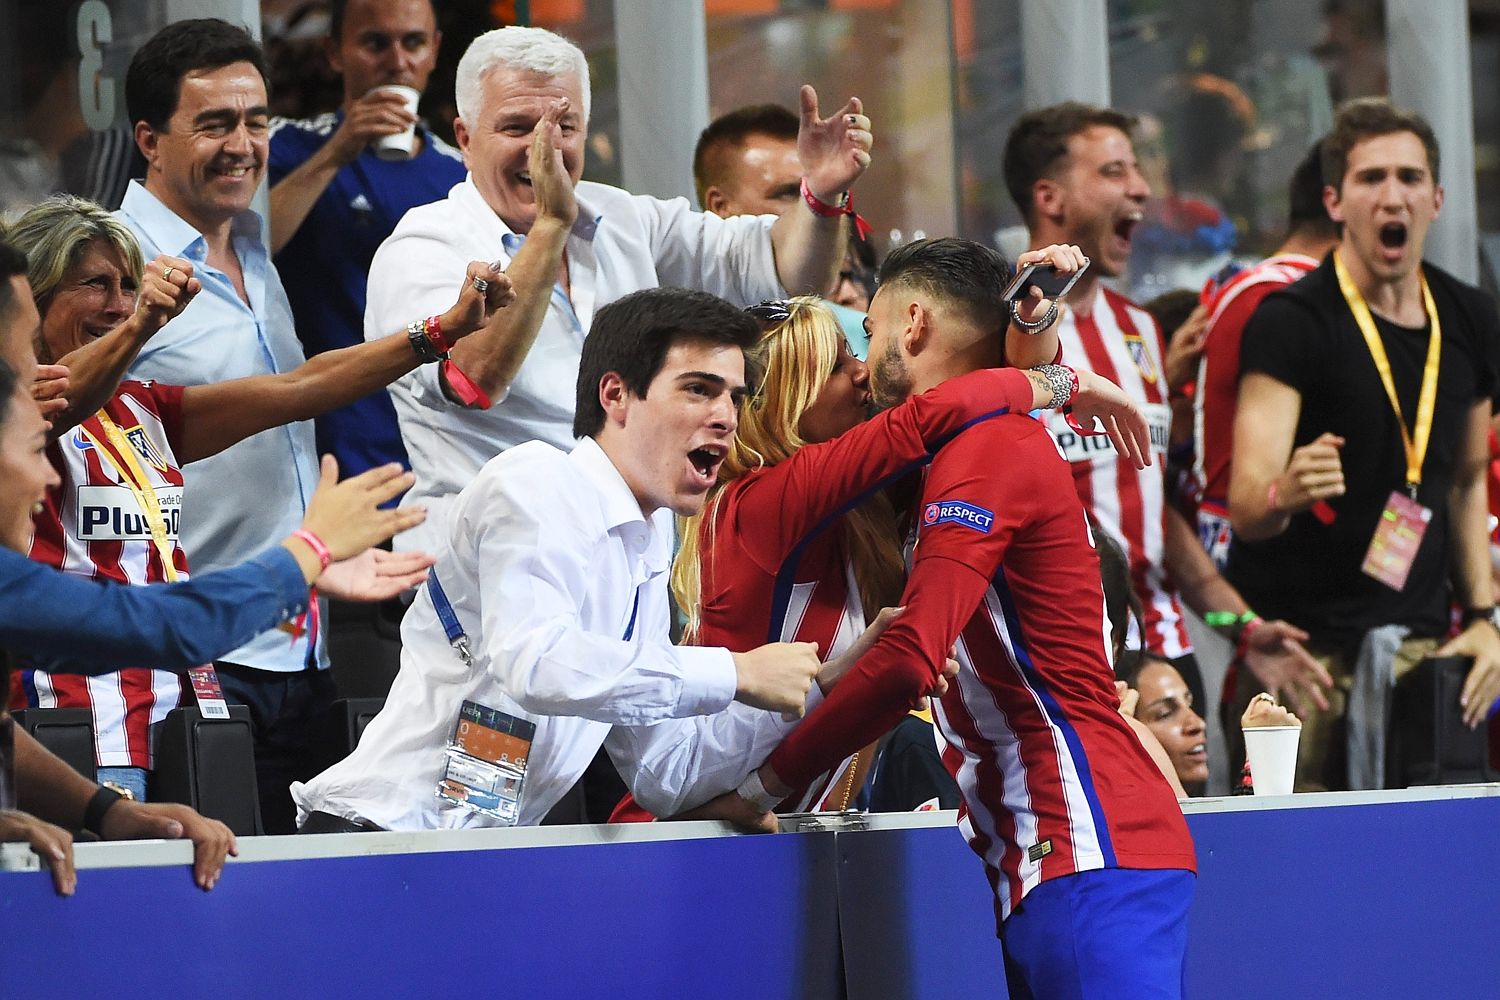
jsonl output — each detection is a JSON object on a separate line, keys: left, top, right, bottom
{"left": 1002, "top": 103, "right": 1331, "bottom": 720}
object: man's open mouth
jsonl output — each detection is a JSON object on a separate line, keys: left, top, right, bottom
{"left": 1379, "top": 222, "right": 1408, "bottom": 249}
{"left": 1114, "top": 212, "right": 1142, "bottom": 246}
{"left": 687, "top": 443, "right": 727, "bottom": 483}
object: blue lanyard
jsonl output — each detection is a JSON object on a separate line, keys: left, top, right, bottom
{"left": 427, "top": 569, "right": 643, "bottom": 662}
{"left": 427, "top": 568, "right": 472, "bottom": 665}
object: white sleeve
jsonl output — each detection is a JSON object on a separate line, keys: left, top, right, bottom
{"left": 365, "top": 229, "right": 493, "bottom": 406}
{"left": 466, "top": 470, "right": 737, "bottom": 726}
{"left": 636, "top": 195, "right": 788, "bottom": 307}
{"left": 605, "top": 685, "right": 827, "bottom": 817}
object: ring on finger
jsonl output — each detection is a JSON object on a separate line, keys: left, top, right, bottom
{"left": 162, "top": 265, "right": 176, "bottom": 281}
{"left": 471, "top": 276, "right": 490, "bottom": 293}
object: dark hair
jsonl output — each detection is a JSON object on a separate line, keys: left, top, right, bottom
{"left": 1114, "top": 649, "right": 1173, "bottom": 689}
{"left": 126, "top": 19, "right": 269, "bottom": 131}
{"left": 1003, "top": 102, "right": 1137, "bottom": 226}
{"left": 1287, "top": 138, "right": 1336, "bottom": 234}
{"left": 876, "top": 237, "right": 1012, "bottom": 334}
{"left": 1143, "top": 289, "right": 1199, "bottom": 344}
{"left": 1322, "top": 98, "right": 1440, "bottom": 192}
{"left": 329, "top": 0, "right": 350, "bottom": 39}
{"left": 572, "top": 288, "right": 760, "bottom": 438}
{"left": 328, "top": 0, "right": 432, "bottom": 41}
{"left": 1093, "top": 522, "right": 1141, "bottom": 664}
{"left": 693, "top": 104, "right": 801, "bottom": 206}
{"left": 0, "top": 239, "right": 29, "bottom": 325}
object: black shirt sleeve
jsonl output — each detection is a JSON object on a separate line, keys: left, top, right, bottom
{"left": 1238, "top": 293, "right": 1327, "bottom": 394}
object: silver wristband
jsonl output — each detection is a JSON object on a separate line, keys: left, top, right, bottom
{"left": 1034, "top": 363, "right": 1076, "bottom": 409}
{"left": 1010, "top": 298, "right": 1060, "bottom": 334}
{"left": 735, "top": 769, "right": 782, "bottom": 814}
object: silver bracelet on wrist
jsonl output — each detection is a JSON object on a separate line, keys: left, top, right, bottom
{"left": 735, "top": 769, "right": 782, "bottom": 814}
{"left": 1034, "top": 363, "right": 1077, "bottom": 409}
{"left": 1010, "top": 298, "right": 1060, "bottom": 334}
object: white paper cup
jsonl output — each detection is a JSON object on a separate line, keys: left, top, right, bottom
{"left": 1243, "top": 725, "right": 1301, "bottom": 796}
{"left": 372, "top": 85, "right": 420, "bottom": 161}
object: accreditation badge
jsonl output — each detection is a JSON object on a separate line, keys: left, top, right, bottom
{"left": 1361, "top": 491, "right": 1432, "bottom": 591}
{"left": 435, "top": 700, "right": 535, "bottom": 825}
{"left": 187, "top": 666, "right": 231, "bottom": 720}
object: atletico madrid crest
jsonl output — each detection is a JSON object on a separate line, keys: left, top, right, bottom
{"left": 1123, "top": 331, "right": 1158, "bottom": 384}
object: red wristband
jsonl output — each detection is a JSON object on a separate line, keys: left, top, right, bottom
{"left": 441, "top": 359, "right": 493, "bottom": 409}
{"left": 424, "top": 315, "right": 452, "bottom": 355}
{"left": 291, "top": 528, "right": 333, "bottom": 572}
{"left": 800, "top": 177, "right": 872, "bottom": 241}
{"left": 1235, "top": 615, "right": 1265, "bottom": 662}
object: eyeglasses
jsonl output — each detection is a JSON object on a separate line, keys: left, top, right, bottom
{"left": 745, "top": 299, "right": 792, "bottom": 325}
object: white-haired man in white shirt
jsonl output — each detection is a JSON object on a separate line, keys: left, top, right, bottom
{"left": 365, "top": 25, "right": 890, "bottom": 555}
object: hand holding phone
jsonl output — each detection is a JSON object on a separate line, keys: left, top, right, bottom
{"left": 1002, "top": 254, "right": 1091, "bottom": 304}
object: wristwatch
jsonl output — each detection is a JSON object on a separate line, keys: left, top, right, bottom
{"left": 1460, "top": 606, "right": 1500, "bottom": 634}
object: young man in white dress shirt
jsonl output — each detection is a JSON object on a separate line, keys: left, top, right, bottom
{"left": 294, "top": 288, "right": 826, "bottom": 831}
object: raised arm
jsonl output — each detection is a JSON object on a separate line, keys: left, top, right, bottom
{"left": 268, "top": 91, "right": 418, "bottom": 254}
{"left": 444, "top": 98, "right": 577, "bottom": 400}
{"left": 768, "top": 86, "right": 872, "bottom": 295}
{"left": 174, "top": 260, "right": 513, "bottom": 464}
{"left": 1228, "top": 371, "right": 1345, "bottom": 543}
{"left": 3, "top": 459, "right": 421, "bottom": 671}
{"left": 1003, "top": 243, "right": 1088, "bottom": 370}
{"left": 728, "top": 367, "right": 1039, "bottom": 567}
{"left": 48, "top": 255, "right": 199, "bottom": 439}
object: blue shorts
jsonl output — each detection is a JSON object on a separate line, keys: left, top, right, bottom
{"left": 1001, "top": 867, "right": 1194, "bottom": 1000}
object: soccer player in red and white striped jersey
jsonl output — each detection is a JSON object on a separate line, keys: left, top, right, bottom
{"left": 1003, "top": 102, "right": 1327, "bottom": 720}
{"left": 739, "top": 238, "right": 1193, "bottom": 998}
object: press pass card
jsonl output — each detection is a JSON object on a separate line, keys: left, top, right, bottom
{"left": 187, "top": 666, "right": 231, "bottom": 720}
{"left": 436, "top": 700, "right": 535, "bottom": 825}
{"left": 1361, "top": 490, "right": 1431, "bottom": 591}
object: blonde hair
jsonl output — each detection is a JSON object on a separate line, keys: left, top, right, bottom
{"left": 8, "top": 195, "right": 145, "bottom": 307}
{"left": 671, "top": 296, "right": 904, "bottom": 639}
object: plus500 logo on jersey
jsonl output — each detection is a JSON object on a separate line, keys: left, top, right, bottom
{"left": 923, "top": 499, "right": 994, "bottom": 533}
{"left": 76, "top": 485, "right": 183, "bottom": 540}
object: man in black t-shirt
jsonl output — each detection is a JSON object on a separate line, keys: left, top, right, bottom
{"left": 1226, "top": 98, "right": 1500, "bottom": 791}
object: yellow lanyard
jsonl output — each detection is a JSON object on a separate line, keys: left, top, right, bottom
{"left": 79, "top": 411, "right": 180, "bottom": 582}
{"left": 1332, "top": 250, "right": 1442, "bottom": 493}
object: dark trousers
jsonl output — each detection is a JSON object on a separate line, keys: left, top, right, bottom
{"left": 215, "top": 662, "right": 337, "bottom": 835}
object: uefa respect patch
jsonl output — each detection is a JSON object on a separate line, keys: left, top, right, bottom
{"left": 922, "top": 499, "right": 995, "bottom": 533}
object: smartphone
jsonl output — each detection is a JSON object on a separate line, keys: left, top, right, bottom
{"left": 1001, "top": 258, "right": 1090, "bottom": 303}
